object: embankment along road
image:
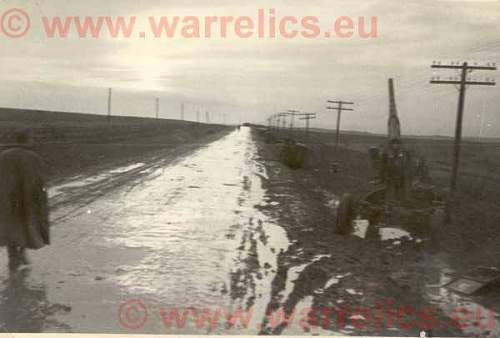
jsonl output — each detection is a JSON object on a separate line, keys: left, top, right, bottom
{"left": 0, "top": 108, "right": 233, "bottom": 182}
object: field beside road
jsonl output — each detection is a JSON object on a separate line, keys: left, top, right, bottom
{"left": 0, "top": 108, "right": 232, "bottom": 182}
{"left": 307, "top": 129, "right": 500, "bottom": 266}
{"left": 253, "top": 126, "right": 500, "bottom": 336}
{"left": 264, "top": 127, "right": 500, "bottom": 266}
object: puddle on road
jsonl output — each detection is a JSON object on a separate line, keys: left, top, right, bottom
{"left": 71, "top": 127, "right": 291, "bottom": 334}
{"left": 324, "top": 277, "right": 340, "bottom": 289}
{"left": 279, "top": 255, "right": 331, "bottom": 303}
{"left": 0, "top": 128, "right": 292, "bottom": 334}
{"left": 0, "top": 269, "right": 72, "bottom": 332}
{"left": 48, "top": 162, "right": 146, "bottom": 199}
{"left": 48, "top": 175, "right": 108, "bottom": 198}
{"left": 108, "top": 163, "right": 144, "bottom": 174}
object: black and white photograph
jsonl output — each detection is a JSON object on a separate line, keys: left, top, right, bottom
{"left": 0, "top": 1, "right": 499, "bottom": 337}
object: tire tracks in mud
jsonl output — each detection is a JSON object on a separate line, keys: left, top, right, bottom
{"left": 224, "top": 138, "right": 289, "bottom": 332}
{"left": 49, "top": 131, "right": 232, "bottom": 224}
{"left": 230, "top": 216, "right": 261, "bottom": 310}
{"left": 228, "top": 153, "right": 271, "bottom": 311}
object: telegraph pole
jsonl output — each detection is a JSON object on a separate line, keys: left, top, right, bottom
{"left": 277, "top": 112, "right": 289, "bottom": 134}
{"left": 327, "top": 100, "right": 354, "bottom": 149}
{"left": 279, "top": 112, "right": 288, "bottom": 129}
{"left": 288, "top": 110, "right": 300, "bottom": 130}
{"left": 180, "top": 103, "right": 185, "bottom": 121}
{"left": 155, "top": 97, "right": 160, "bottom": 119}
{"left": 196, "top": 109, "right": 200, "bottom": 123}
{"left": 430, "top": 61, "right": 496, "bottom": 192}
{"left": 107, "top": 88, "right": 112, "bottom": 123}
{"left": 205, "top": 111, "right": 210, "bottom": 123}
{"left": 298, "top": 113, "right": 317, "bottom": 139}
{"left": 271, "top": 114, "right": 278, "bottom": 131}
{"left": 288, "top": 109, "right": 300, "bottom": 138}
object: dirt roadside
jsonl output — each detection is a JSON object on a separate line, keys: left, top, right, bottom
{"left": 253, "top": 128, "right": 469, "bottom": 337}
{"left": 0, "top": 124, "right": 232, "bottom": 185}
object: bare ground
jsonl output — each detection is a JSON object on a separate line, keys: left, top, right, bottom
{"left": 0, "top": 109, "right": 232, "bottom": 183}
{"left": 252, "top": 127, "right": 496, "bottom": 337}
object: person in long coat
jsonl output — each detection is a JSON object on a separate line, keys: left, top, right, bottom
{"left": 0, "top": 131, "right": 49, "bottom": 272}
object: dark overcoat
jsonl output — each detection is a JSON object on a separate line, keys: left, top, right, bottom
{"left": 0, "top": 147, "right": 49, "bottom": 249}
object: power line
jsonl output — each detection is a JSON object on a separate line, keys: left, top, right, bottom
{"left": 298, "top": 113, "right": 317, "bottom": 138}
{"left": 326, "top": 100, "right": 354, "bottom": 149}
{"left": 430, "top": 60, "right": 496, "bottom": 192}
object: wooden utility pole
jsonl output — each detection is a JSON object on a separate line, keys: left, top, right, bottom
{"left": 205, "top": 111, "right": 210, "bottom": 123}
{"left": 287, "top": 110, "right": 300, "bottom": 131}
{"left": 279, "top": 113, "right": 288, "bottom": 129}
{"left": 271, "top": 114, "right": 278, "bottom": 130}
{"left": 180, "top": 103, "right": 185, "bottom": 121}
{"left": 155, "top": 97, "right": 160, "bottom": 119}
{"left": 431, "top": 61, "right": 496, "bottom": 192}
{"left": 298, "top": 113, "right": 317, "bottom": 138}
{"left": 196, "top": 109, "right": 200, "bottom": 123}
{"left": 327, "top": 100, "right": 354, "bottom": 149}
{"left": 276, "top": 112, "right": 289, "bottom": 133}
{"left": 107, "top": 88, "right": 112, "bottom": 123}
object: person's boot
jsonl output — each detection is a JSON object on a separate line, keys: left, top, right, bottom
{"left": 19, "top": 247, "right": 30, "bottom": 268}
{"left": 7, "top": 245, "right": 20, "bottom": 272}
{"left": 8, "top": 259, "right": 17, "bottom": 272}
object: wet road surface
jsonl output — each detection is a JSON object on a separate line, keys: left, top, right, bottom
{"left": 0, "top": 127, "right": 290, "bottom": 334}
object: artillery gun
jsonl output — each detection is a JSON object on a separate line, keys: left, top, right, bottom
{"left": 335, "top": 79, "right": 443, "bottom": 237}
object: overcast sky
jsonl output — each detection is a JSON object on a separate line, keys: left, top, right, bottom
{"left": 1, "top": 0, "right": 499, "bottom": 137}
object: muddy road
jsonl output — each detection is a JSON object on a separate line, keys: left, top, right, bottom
{"left": 0, "top": 127, "right": 295, "bottom": 334}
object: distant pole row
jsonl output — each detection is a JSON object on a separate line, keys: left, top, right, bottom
{"left": 266, "top": 100, "right": 354, "bottom": 145}
{"left": 105, "top": 88, "right": 227, "bottom": 125}
{"left": 265, "top": 60, "right": 496, "bottom": 195}
{"left": 267, "top": 111, "right": 318, "bottom": 138}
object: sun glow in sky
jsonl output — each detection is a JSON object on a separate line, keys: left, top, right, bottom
{"left": 0, "top": 0, "right": 499, "bottom": 137}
